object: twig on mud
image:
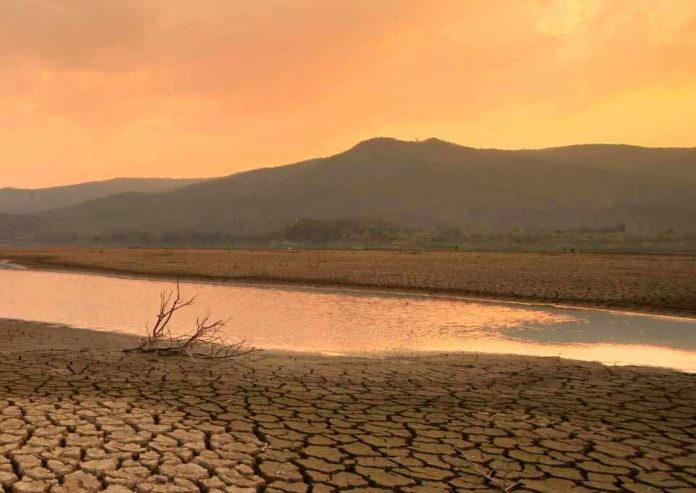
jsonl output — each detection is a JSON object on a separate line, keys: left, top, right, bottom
{"left": 124, "top": 280, "right": 261, "bottom": 360}
{"left": 459, "top": 451, "right": 523, "bottom": 492}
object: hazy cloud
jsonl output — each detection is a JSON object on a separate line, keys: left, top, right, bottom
{"left": 1, "top": 0, "right": 695, "bottom": 187}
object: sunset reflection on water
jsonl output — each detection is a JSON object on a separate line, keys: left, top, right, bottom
{"left": 1, "top": 269, "right": 694, "bottom": 371}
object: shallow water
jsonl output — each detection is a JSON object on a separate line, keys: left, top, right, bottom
{"left": 1, "top": 267, "right": 694, "bottom": 371}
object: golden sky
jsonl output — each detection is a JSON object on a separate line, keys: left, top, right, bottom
{"left": 2, "top": 0, "right": 695, "bottom": 188}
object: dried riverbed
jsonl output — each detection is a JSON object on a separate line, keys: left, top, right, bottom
{"left": 1, "top": 319, "right": 694, "bottom": 492}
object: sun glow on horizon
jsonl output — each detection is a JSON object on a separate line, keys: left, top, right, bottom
{"left": 1, "top": 0, "right": 695, "bottom": 188}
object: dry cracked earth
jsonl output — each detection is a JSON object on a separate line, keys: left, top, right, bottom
{"left": 0, "top": 324, "right": 695, "bottom": 493}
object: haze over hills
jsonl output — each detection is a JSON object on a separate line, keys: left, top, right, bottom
{"left": 0, "top": 177, "right": 206, "bottom": 215}
{"left": 1, "top": 138, "right": 695, "bottom": 247}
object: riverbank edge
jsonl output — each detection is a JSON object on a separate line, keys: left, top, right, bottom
{"left": 4, "top": 254, "right": 696, "bottom": 321}
{"left": 1, "top": 317, "right": 690, "bottom": 377}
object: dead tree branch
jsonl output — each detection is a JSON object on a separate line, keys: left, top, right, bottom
{"left": 125, "top": 280, "right": 261, "bottom": 360}
{"left": 458, "top": 450, "right": 523, "bottom": 492}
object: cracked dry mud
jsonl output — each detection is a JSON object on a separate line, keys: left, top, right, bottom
{"left": 1, "top": 322, "right": 695, "bottom": 492}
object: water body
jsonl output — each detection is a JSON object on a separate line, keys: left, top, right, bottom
{"left": 1, "top": 267, "right": 694, "bottom": 371}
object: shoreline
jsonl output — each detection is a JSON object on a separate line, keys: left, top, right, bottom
{"left": 3, "top": 312, "right": 695, "bottom": 375}
{"left": 3, "top": 316, "right": 693, "bottom": 373}
{"left": 4, "top": 250, "right": 696, "bottom": 320}
{"left": 2, "top": 316, "right": 692, "bottom": 374}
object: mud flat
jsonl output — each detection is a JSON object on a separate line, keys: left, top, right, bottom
{"left": 2, "top": 248, "right": 696, "bottom": 319}
{"left": 1, "top": 318, "right": 694, "bottom": 492}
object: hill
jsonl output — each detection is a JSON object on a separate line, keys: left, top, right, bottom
{"left": 3, "top": 138, "right": 695, "bottom": 246}
{"left": 0, "top": 177, "right": 206, "bottom": 214}
{"left": 0, "top": 213, "right": 52, "bottom": 242}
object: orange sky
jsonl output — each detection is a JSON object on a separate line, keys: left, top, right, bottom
{"left": 1, "top": 0, "right": 695, "bottom": 188}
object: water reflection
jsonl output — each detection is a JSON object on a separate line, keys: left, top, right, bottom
{"left": 1, "top": 268, "right": 694, "bottom": 371}
{"left": 504, "top": 315, "right": 696, "bottom": 348}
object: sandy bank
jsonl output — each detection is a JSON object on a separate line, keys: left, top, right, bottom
{"left": 1, "top": 318, "right": 694, "bottom": 492}
{"left": 3, "top": 247, "right": 696, "bottom": 319}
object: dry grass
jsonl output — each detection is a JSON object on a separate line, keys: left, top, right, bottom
{"left": 2, "top": 247, "right": 696, "bottom": 317}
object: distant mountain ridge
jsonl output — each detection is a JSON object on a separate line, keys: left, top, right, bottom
{"left": 1, "top": 138, "right": 695, "bottom": 245}
{"left": 0, "top": 177, "right": 206, "bottom": 214}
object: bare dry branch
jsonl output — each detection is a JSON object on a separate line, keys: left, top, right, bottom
{"left": 125, "top": 280, "right": 261, "bottom": 360}
{"left": 458, "top": 451, "right": 523, "bottom": 492}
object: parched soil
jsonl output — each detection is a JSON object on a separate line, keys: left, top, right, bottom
{"left": 1, "top": 319, "right": 695, "bottom": 492}
{"left": 2, "top": 247, "right": 696, "bottom": 317}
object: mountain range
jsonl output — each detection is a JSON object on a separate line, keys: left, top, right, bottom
{"left": 1, "top": 138, "right": 695, "bottom": 245}
{"left": 0, "top": 177, "right": 204, "bottom": 214}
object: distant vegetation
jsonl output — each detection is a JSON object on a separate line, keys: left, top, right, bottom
{"left": 13, "top": 220, "right": 693, "bottom": 253}
{"left": 1, "top": 138, "right": 694, "bottom": 252}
